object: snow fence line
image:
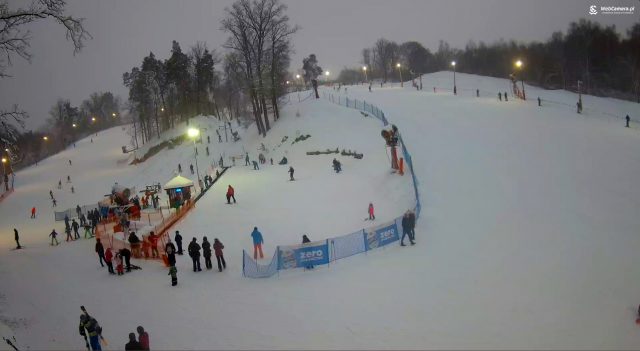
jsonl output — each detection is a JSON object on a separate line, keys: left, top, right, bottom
{"left": 241, "top": 92, "right": 422, "bottom": 278}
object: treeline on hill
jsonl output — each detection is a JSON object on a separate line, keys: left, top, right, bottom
{"left": 125, "top": 0, "right": 297, "bottom": 145}
{"left": 338, "top": 20, "right": 640, "bottom": 102}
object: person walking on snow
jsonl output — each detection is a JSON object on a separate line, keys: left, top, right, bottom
{"left": 401, "top": 210, "right": 416, "bottom": 246}
{"left": 31, "top": 206, "right": 36, "bottom": 218}
{"left": 190, "top": 164, "right": 194, "bottom": 174}
{"left": 226, "top": 185, "right": 236, "bottom": 204}
{"left": 202, "top": 236, "right": 212, "bottom": 269}
{"left": 137, "top": 326, "right": 150, "bottom": 350}
{"left": 626, "top": 115, "right": 631, "bottom": 128}
{"left": 165, "top": 239, "right": 177, "bottom": 266}
{"left": 105, "top": 248, "right": 115, "bottom": 274}
{"left": 95, "top": 238, "right": 105, "bottom": 267}
{"left": 213, "top": 238, "right": 226, "bottom": 272}
{"left": 69, "top": 159, "right": 72, "bottom": 166}
{"left": 245, "top": 152, "right": 250, "bottom": 166}
{"left": 175, "top": 230, "right": 183, "bottom": 255}
{"left": 251, "top": 227, "right": 264, "bottom": 260}
{"left": 188, "top": 237, "right": 202, "bottom": 272}
{"left": 65, "top": 226, "right": 73, "bottom": 242}
{"left": 289, "top": 166, "right": 295, "bottom": 181}
{"left": 72, "top": 219, "right": 80, "bottom": 239}
{"left": 14, "top": 228, "right": 21, "bottom": 249}
{"left": 368, "top": 203, "right": 375, "bottom": 220}
{"left": 49, "top": 229, "right": 59, "bottom": 245}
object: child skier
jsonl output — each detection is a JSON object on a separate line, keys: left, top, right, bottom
{"left": 49, "top": 229, "right": 59, "bottom": 246}
{"left": 168, "top": 266, "right": 178, "bottom": 286}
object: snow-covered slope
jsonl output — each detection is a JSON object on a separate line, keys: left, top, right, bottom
{"left": 1, "top": 71, "right": 640, "bottom": 349}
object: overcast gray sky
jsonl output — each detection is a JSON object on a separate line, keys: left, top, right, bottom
{"left": 1, "top": 0, "right": 638, "bottom": 129}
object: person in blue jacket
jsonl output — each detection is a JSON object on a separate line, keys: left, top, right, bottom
{"left": 251, "top": 227, "right": 264, "bottom": 259}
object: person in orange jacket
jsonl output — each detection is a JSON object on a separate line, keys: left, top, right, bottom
{"left": 226, "top": 185, "right": 236, "bottom": 204}
{"left": 368, "top": 203, "right": 375, "bottom": 220}
{"left": 31, "top": 207, "right": 36, "bottom": 218}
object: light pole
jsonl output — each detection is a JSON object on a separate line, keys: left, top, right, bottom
{"left": 362, "top": 66, "right": 368, "bottom": 83}
{"left": 515, "top": 59, "right": 525, "bottom": 100}
{"left": 295, "top": 74, "right": 301, "bottom": 101}
{"left": 396, "top": 63, "right": 403, "bottom": 87}
{"left": 187, "top": 128, "right": 202, "bottom": 189}
{"left": 451, "top": 61, "right": 457, "bottom": 95}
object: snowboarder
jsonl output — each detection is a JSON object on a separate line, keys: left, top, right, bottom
{"left": 368, "top": 203, "right": 375, "bottom": 220}
{"left": 626, "top": 115, "right": 631, "bottom": 128}
{"left": 95, "top": 238, "right": 105, "bottom": 267}
{"left": 49, "top": 229, "right": 59, "bottom": 246}
{"left": 190, "top": 164, "right": 194, "bottom": 174}
{"left": 119, "top": 247, "right": 132, "bottom": 272}
{"left": 168, "top": 266, "right": 178, "bottom": 286}
{"left": 245, "top": 153, "right": 250, "bottom": 166}
{"left": 72, "top": 219, "right": 80, "bottom": 239}
{"left": 302, "top": 234, "right": 314, "bottom": 269}
{"left": 202, "top": 236, "right": 212, "bottom": 270}
{"left": 165, "top": 239, "right": 177, "bottom": 266}
{"left": 137, "top": 326, "right": 149, "bottom": 350}
{"left": 226, "top": 185, "right": 236, "bottom": 204}
{"left": 289, "top": 166, "right": 295, "bottom": 181}
{"left": 538, "top": 97, "right": 541, "bottom": 106}
{"left": 105, "top": 248, "right": 115, "bottom": 274}
{"left": 332, "top": 158, "right": 342, "bottom": 173}
{"left": 252, "top": 160, "right": 259, "bottom": 170}
{"left": 14, "top": 228, "right": 21, "bottom": 249}
{"left": 213, "top": 238, "right": 226, "bottom": 272}
{"left": 79, "top": 307, "right": 103, "bottom": 351}
{"left": 31, "top": 206, "right": 36, "bottom": 218}
{"left": 251, "top": 227, "right": 264, "bottom": 260}
{"left": 178, "top": 164, "right": 182, "bottom": 173}
{"left": 188, "top": 237, "right": 202, "bottom": 272}
{"left": 175, "top": 230, "right": 183, "bottom": 255}
{"left": 125, "top": 333, "right": 141, "bottom": 351}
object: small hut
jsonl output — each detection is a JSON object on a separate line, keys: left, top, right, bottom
{"left": 164, "top": 175, "right": 194, "bottom": 208}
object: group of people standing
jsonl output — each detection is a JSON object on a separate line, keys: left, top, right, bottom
{"left": 162, "top": 230, "right": 227, "bottom": 286}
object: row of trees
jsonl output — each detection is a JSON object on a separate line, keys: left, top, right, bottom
{"left": 342, "top": 20, "right": 639, "bottom": 101}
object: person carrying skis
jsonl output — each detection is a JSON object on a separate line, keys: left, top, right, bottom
{"left": 95, "top": 239, "right": 105, "bottom": 267}
{"left": 72, "top": 219, "right": 80, "bottom": 239}
{"left": 79, "top": 307, "right": 103, "bottom": 351}
{"left": 174, "top": 230, "right": 183, "bottom": 255}
{"left": 31, "top": 206, "right": 36, "bottom": 218}
{"left": 202, "top": 236, "right": 212, "bottom": 270}
{"left": 188, "top": 237, "right": 202, "bottom": 272}
{"left": 105, "top": 248, "right": 115, "bottom": 274}
{"left": 289, "top": 166, "right": 295, "bottom": 181}
{"left": 137, "top": 326, "right": 150, "bottom": 350}
{"left": 251, "top": 227, "right": 264, "bottom": 260}
{"left": 226, "top": 185, "right": 236, "bottom": 204}
{"left": 14, "top": 228, "right": 21, "bottom": 249}
{"left": 213, "top": 238, "right": 226, "bottom": 272}
{"left": 49, "top": 229, "right": 59, "bottom": 245}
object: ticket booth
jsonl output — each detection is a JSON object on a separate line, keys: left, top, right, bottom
{"left": 164, "top": 175, "right": 194, "bottom": 209}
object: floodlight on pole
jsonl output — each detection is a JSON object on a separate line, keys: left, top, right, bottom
{"left": 72, "top": 123, "right": 77, "bottom": 128}
{"left": 514, "top": 59, "right": 526, "bottom": 100}
{"left": 362, "top": 66, "right": 368, "bottom": 82}
{"left": 396, "top": 63, "right": 403, "bottom": 87}
{"left": 187, "top": 128, "right": 202, "bottom": 188}
{"left": 451, "top": 61, "right": 457, "bottom": 95}
{"left": 43, "top": 136, "right": 48, "bottom": 141}
{"left": 112, "top": 112, "right": 116, "bottom": 117}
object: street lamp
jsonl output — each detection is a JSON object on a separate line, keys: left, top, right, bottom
{"left": 451, "top": 61, "right": 457, "bottom": 95}
{"left": 396, "top": 63, "right": 403, "bottom": 87}
{"left": 514, "top": 59, "right": 525, "bottom": 100}
{"left": 91, "top": 117, "right": 96, "bottom": 122}
{"left": 187, "top": 127, "right": 202, "bottom": 189}
{"left": 161, "top": 107, "right": 164, "bottom": 112}
{"left": 362, "top": 66, "right": 368, "bottom": 82}
{"left": 112, "top": 112, "right": 116, "bottom": 117}
{"left": 43, "top": 136, "right": 48, "bottom": 141}
{"left": 72, "top": 123, "right": 77, "bottom": 128}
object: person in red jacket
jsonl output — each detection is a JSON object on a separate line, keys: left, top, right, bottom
{"left": 226, "top": 185, "right": 236, "bottom": 204}
{"left": 31, "top": 207, "right": 36, "bottom": 219}
{"left": 148, "top": 231, "right": 159, "bottom": 258}
{"left": 137, "top": 326, "right": 149, "bottom": 350}
{"left": 368, "top": 203, "right": 375, "bottom": 220}
{"left": 213, "top": 238, "right": 226, "bottom": 272}
{"left": 104, "top": 248, "right": 115, "bottom": 274}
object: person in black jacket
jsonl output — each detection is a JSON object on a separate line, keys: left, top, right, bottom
{"left": 213, "top": 238, "right": 226, "bottom": 272}
{"left": 95, "top": 239, "right": 105, "bottom": 267}
{"left": 188, "top": 237, "right": 202, "bottom": 272}
{"left": 119, "top": 248, "right": 132, "bottom": 272}
{"left": 125, "top": 332, "right": 142, "bottom": 350}
{"left": 175, "top": 230, "right": 183, "bottom": 255}
{"left": 202, "top": 237, "right": 212, "bottom": 269}
{"left": 400, "top": 211, "right": 415, "bottom": 246}
{"left": 14, "top": 228, "right": 21, "bottom": 249}
{"left": 72, "top": 219, "right": 80, "bottom": 240}
{"left": 165, "top": 239, "right": 177, "bottom": 267}
{"left": 302, "top": 234, "right": 314, "bottom": 269}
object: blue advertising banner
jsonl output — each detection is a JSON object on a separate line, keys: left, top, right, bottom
{"left": 364, "top": 221, "right": 399, "bottom": 251}
{"left": 278, "top": 240, "right": 330, "bottom": 270}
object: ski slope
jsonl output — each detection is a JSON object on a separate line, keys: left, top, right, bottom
{"left": 1, "top": 71, "right": 640, "bottom": 349}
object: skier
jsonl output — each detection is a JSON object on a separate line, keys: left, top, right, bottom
{"left": 165, "top": 239, "right": 177, "bottom": 266}
{"left": 188, "top": 237, "right": 202, "bottom": 272}
{"left": 226, "top": 185, "right": 236, "bottom": 204}
{"left": 278, "top": 156, "right": 288, "bottom": 165}
{"left": 69, "top": 159, "right": 72, "bottom": 166}
{"left": 67, "top": 175, "right": 71, "bottom": 183}
{"left": 289, "top": 166, "right": 295, "bottom": 181}
{"left": 538, "top": 97, "right": 541, "bottom": 106}
{"left": 71, "top": 186, "right": 75, "bottom": 193}
{"left": 49, "top": 190, "right": 54, "bottom": 199}
{"left": 64, "top": 213, "right": 70, "bottom": 228}
{"left": 202, "top": 236, "right": 212, "bottom": 270}
{"left": 65, "top": 226, "right": 73, "bottom": 242}
{"left": 251, "top": 227, "right": 264, "bottom": 260}
{"left": 206, "top": 146, "right": 209, "bottom": 156}
{"left": 245, "top": 152, "right": 250, "bottom": 166}
{"left": 252, "top": 160, "right": 259, "bottom": 170}
{"left": 95, "top": 238, "right": 105, "bottom": 267}
{"left": 368, "top": 203, "right": 375, "bottom": 220}
{"left": 369, "top": 83, "right": 372, "bottom": 92}
{"left": 213, "top": 238, "right": 226, "bottom": 272}
{"left": 128, "top": 231, "right": 141, "bottom": 258}
{"left": 14, "top": 228, "right": 21, "bottom": 249}
{"left": 72, "top": 219, "right": 80, "bottom": 239}
{"left": 50, "top": 229, "right": 59, "bottom": 246}
{"left": 504, "top": 92, "right": 508, "bottom": 101}
{"left": 270, "top": 158, "right": 273, "bottom": 165}
{"left": 498, "top": 92, "right": 502, "bottom": 101}
{"left": 476, "top": 89, "right": 479, "bottom": 97}
{"left": 407, "top": 210, "right": 416, "bottom": 243}
{"left": 190, "top": 164, "right": 194, "bottom": 175}
{"left": 52, "top": 198, "right": 57, "bottom": 207}
{"left": 302, "top": 234, "right": 314, "bottom": 269}
{"left": 137, "top": 326, "right": 150, "bottom": 350}
{"left": 178, "top": 164, "right": 182, "bottom": 173}
{"left": 332, "top": 158, "right": 342, "bottom": 173}
{"left": 125, "top": 333, "right": 141, "bottom": 351}
{"left": 626, "top": 115, "right": 631, "bottom": 128}
{"left": 219, "top": 156, "right": 224, "bottom": 168}
{"left": 175, "top": 230, "right": 183, "bottom": 255}
{"left": 30, "top": 206, "right": 36, "bottom": 218}
{"left": 84, "top": 223, "right": 92, "bottom": 238}
{"left": 76, "top": 205, "right": 82, "bottom": 217}
{"left": 105, "top": 248, "right": 115, "bottom": 274}
{"left": 80, "top": 212, "right": 87, "bottom": 226}
{"left": 119, "top": 247, "right": 132, "bottom": 272}
{"left": 58, "top": 180, "right": 62, "bottom": 189}
{"left": 168, "top": 266, "right": 178, "bottom": 286}
{"left": 148, "top": 231, "right": 159, "bottom": 258}
{"left": 79, "top": 306, "right": 102, "bottom": 351}
{"left": 207, "top": 135, "right": 210, "bottom": 144}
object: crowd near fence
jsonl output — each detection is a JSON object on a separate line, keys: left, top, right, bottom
{"left": 242, "top": 91, "right": 421, "bottom": 278}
